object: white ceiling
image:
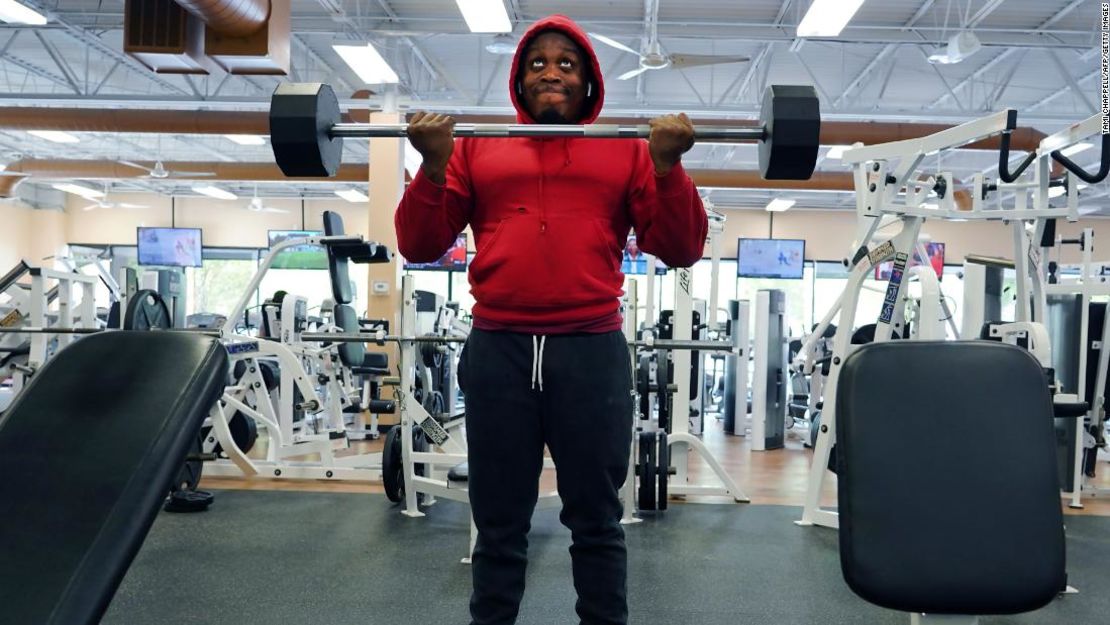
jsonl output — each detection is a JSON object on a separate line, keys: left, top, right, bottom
{"left": 0, "top": 0, "right": 1106, "bottom": 212}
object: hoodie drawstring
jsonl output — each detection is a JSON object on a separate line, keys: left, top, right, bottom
{"left": 531, "top": 335, "right": 547, "bottom": 391}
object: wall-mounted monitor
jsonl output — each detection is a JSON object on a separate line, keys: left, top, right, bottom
{"left": 268, "top": 230, "right": 327, "bottom": 270}
{"left": 875, "top": 242, "right": 945, "bottom": 280}
{"left": 404, "top": 233, "right": 468, "bottom": 271}
{"left": 137, "top": 227, "right": 202, "bottom": 268}
{"left": 622, "top": 235, "right": 668, "bottom": 275}
{"left": 738, "top": 238, "right": 805, "bottom": 279}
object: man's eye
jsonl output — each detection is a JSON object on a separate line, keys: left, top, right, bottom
{"left": 559, "top": 60, "right": 573, "bottom": 68}
{"left": 531, "top": 59, "right": 544, "bottom": 68}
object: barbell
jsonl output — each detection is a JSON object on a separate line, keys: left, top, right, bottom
{"left": 269, "top": 82, "right": 822, "bottom": 181}
{"left": 299, "top": 331, "right": 736, "bottom": 354}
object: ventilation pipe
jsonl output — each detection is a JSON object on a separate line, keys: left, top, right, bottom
{"left": 4, "top": 160, "right": 368, "bottom": 183}
{"left": 174, "top": 0, "right": 269, "bottom": 36}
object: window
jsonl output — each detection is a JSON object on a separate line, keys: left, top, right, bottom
{"left": 187, "top": 248, "right": 259, "bottom": 318}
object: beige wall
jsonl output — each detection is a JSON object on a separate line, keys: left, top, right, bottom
{"left": 61, "top": 193, "right": 373, "bottom": 248}
{"left": 0, "top": 201, "right": 33, "bottom": 269}
{"left": 9, "top": 195, "right": 1109, "bottom": 283}
{"left": 711, "top": 208, "right": 1110, "bottom": 266}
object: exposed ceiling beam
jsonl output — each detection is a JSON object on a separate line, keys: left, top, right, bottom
{"left": 834, "top": 0, "right": 939, "bottom": 109}
{"left": 32, "top": 30, "right": 80, "bottom": 94}
{"left": 719, "top": 0, "right": 791, "bottom": 106}
{"left": 23, "top": 4, "right": 193, "bottom": 98}
{"left": 928, "top": 0, "right": 1089, "bottom": 108}
{"left": 1047, "top": 49, "right": 1097, "bottom": 114}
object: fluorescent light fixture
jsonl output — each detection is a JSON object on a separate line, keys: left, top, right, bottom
{"left": 192, "top": 185, "right": 238, "bottom": 200}
{"left": 52, "top": 183, "right": 104, "bottom": 200}
{"left": 333, "top": 43, "right": 400, "bottom": 84}
{"left": 766, "top": 198, "right": 796, "bottom": 212}
{"left": 824, "top": 145, "right": 851, "bottom": 160}
{"left": 797, "top": 0, "right": 866, "bottom": 38}
{"left": 0, "top": 1, "right": 48, "bottom": 25}
{"left": 335, "top": 189, "right": 369, "bottom": 203}
{"left": 456, "top": 0, "right": 512, "bottom": 33}
{"left": 29, "top": 130, "right": 79, "bottom": 143}
{"left": 224, "top": 134, "right": 266, "bottom": 146}
{"left": 1060, "top": 142, "right": 1093, "bottom": 158}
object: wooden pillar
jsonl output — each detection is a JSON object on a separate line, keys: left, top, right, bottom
{"left": 367, "top": 111, "right": 404, "bottom": 362}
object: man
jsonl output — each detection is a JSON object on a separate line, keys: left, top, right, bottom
{"left": 621, "top": 236, "right": 647, "bottom": 275}
{"left": 395, "top": 14, "right": 707, "bottom": 625}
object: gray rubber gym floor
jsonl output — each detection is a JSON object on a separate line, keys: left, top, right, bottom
{"left": 102, "top": 490, "right": 1110, "bottom": 625}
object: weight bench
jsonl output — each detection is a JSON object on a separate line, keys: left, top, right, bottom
{"left": 837, "top": 341, "right": 1066, "bottom": 624}
{"left": 0, "top": 331, "right": 229, "bottom": 625}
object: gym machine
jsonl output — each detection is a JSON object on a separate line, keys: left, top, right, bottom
{"left": 722, "top": 299, "right": 750, "bottom": 436}
{"left": 625, "top": 270, "right": 750, "bottom": 515}
{"left": 797, "top": 107, "right": 1107, "bottom": 531}
{"left": 1042, "top": 227, "right": 1110, "bottom": 507}
{"left": 750, "top": 290, "right": 787, "bottom": 451}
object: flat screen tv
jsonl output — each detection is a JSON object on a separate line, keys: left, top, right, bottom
{"left": 875, "top": 242, "right": 945, "bottom": 280}
{"left": 738, "top": 238, "right": 805, "bottom": 279}
{"left": 622, "top": 235, "right": 668, "bottom": 275}
{"left": 404, "top": 233, "right": 468, "bottom": 271}
{"left": 137, "top": 227, "right": 202, "bottom": 268}
{"left": 268, "top": 230, "right": 327, "bottom": 270}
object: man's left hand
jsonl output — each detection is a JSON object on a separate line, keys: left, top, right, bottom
{"left": 648, "top": 113, "right": 695, "bottom": 176}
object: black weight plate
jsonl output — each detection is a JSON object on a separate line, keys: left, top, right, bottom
{"left": 123, "top": 289, "right": 171, "bottom": 330}
{"left": 656, "top": 432, "right": 669, "bottom": 512}
{"left": 383, "top": 425, "right": 404, "bottom": 503}
{"left": 270, "top": 83, "right": 344, "bottom": 177}
{"left": 229, "top": 411, "right": 259, "bottom": 454}
{"left": 638, "top": 431, "right": 657, "bottom": 511}
{"left": 637, "top": 355, "right": 651, "bottom": 419}
{"left": 420, "top": 341, "right": 444, "bottom": 369}
{"left": 163, "top": 489, "right": 214, "bottom": 513}
{"left": 171, "top": 433, "right": 204, "bottom": 493}
{"left": 758, "top": 84, "right": 821, "bottom": 180}
{"left": 107, "top": 301, "right": 121, "bottom": 329}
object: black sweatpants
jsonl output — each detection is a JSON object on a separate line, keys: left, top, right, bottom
{"left": 458, "top": 327, "right": 634, "bottom": 625}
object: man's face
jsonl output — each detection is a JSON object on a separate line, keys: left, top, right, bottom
{"left": 520, "top": 31, "right": 589, "bottom": 124}
{"left": 627, "top": 238, "right": 640, "bottom": 257}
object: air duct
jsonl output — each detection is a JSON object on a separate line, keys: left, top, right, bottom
{"left": 174, "top": 0, "right": 269, "bottom": 37}
{"left": 4, "top": 160, "right": 367, "bottom": 183}
{"left": 0, "top": 172, "right": 28, "bottom": 197}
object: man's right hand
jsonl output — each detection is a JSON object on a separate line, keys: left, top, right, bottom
{"left": 408, "top": 111, "right": 455, "bottom": 185}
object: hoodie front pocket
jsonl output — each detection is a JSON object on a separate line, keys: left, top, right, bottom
{"left": 469, "top": 214, "right": 621, "bottom": 310}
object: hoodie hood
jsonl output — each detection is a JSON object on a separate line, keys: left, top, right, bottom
{"left": 509, "top": 15, "right": 605, "bottom": 125}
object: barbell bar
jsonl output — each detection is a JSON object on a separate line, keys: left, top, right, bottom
{"left": 1, "top": 327, "right": 734, "bottom": 354}
{"left": 0, "top": 326, "right": 221, "bottom": 336}
{"left": 300, "top": 331, "right": 735, "bottom": 353}
{"left": 270, "top": 82, "right": 821, "bottom": 181}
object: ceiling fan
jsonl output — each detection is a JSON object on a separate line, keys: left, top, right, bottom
{"left": 81, "top": 184, "right": 148, "bottom": 212}
{"left": 247, "top": 188, "right": 288, "bottom": 214}
{"left": 588, "top": 33, "right": 751, "bottom": 81}
{"left": 117, "top": 159, "right": 216, "bottom": 179}
{"left": 589, "top": 0, "right": 749, "bottom": 82}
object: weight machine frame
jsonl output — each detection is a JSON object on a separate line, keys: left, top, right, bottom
{"left": 797, "top": 109, "right": 1095, "bottom": 530}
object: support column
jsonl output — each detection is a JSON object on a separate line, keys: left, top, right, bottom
{"left": 367, "top": 110, "right": 404, "bottom": 363}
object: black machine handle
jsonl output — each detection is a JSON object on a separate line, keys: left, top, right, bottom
{"left": 1051, "top": 134, "right": 1110, "bottom": 184}
{"left": 998, "top": 129, "right": 1037, "bottom": 183}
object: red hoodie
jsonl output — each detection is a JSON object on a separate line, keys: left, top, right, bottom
{"left": 394, "top": 15, "right": 708, "bottom": 334}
